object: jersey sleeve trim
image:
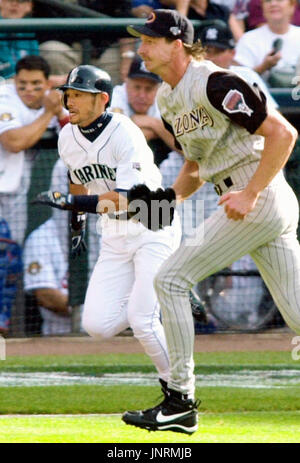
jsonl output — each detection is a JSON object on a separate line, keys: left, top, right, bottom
{"left": 206, "top": 71, "right": 268, "bottom": 134}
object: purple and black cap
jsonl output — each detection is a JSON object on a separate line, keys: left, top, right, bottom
{"left": 127, "top": 9, "right": 194, "bottom": 45}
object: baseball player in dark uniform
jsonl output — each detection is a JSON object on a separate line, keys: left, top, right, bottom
{"left": 121, "top": 9, "right": 300, "bottom": 434}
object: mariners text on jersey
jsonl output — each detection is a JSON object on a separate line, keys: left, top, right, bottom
{"left": 73, "top": 163, "right": 117, "bottom": 184}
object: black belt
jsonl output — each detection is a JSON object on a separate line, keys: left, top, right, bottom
{"left": 214, "top": 176, "right": 233, "bottom": 196}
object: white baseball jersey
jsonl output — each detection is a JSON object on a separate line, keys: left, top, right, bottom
{"left": 59, "top": 111, "right": 161, "bottom": 192}
{"left": 58, "top": 111, "right": 170, "bottom": 237}
{"left": 0, "top": 84, "right": 61, "bottom": 192}
{"left": 23, "top": 218, "right": 71, "bottom": 336}
{"left": 109, "top": 82, "right": 161, "bottom": 118}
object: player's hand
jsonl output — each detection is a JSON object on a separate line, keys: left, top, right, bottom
{"left": 218, "top": 190, "right": 258, "bottom": 220}
{"left": 71, "top": 211, "right": 87, "bottom": 258}
{"left": 43, "top": 90, "right": 63, "bottom": 116}
{"left": 31, "top": 191, "right": 75, "bottom": 210}
{"left": 261, "top": 51, "right": 281, "bottom": 72}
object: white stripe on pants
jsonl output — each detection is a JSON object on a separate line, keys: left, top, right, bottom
{"left": 154, "top": 173, "right": 300, "bottom": 395}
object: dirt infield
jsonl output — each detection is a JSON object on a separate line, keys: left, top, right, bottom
{"left": 5, "top": 330, "right": 296, "bottom": 357}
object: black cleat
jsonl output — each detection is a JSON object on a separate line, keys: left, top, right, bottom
{"left": 122, "top": 388, "right": 199, "bottom": 435}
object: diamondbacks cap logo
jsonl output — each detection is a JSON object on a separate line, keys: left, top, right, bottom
{"left": 170, "top": 26, "right": 182, "bottom": 36}
{"left": 146, "top": 12, "right": 156, "bottom": 23}
{"left": 222, "top": 89, "right": 253, "bottom": 117}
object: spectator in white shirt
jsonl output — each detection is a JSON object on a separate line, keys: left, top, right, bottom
{"left": 234, "top": 0, "right": 300, "bottom": 85}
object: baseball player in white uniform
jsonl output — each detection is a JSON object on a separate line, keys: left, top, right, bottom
{"left": 25, "top": 158, "right": 100, "bottom": 336}
{"left": 33, "top": 65, "right": 181, "bottom": 391}
{"left": 122, "top": 9, "right": 300, "bottom": 434}
{"left": 0, "top": 55, "right": 68, "bottom": 244}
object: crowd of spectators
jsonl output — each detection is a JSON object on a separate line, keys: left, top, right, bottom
{"left": 0, "top": 0, "right": 298, "bottom": 335}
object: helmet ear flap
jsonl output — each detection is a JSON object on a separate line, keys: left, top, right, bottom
{"left": 61, "top": 92, "right": 68, "bottom": 109}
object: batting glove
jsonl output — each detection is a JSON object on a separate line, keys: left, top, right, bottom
{"left": 32, "top": 191, "right": 74, "bottom": 210}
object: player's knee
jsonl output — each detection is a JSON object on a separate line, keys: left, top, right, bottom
{"left": 81, "top": 315, "right": 114, "bottom": 339}
{"left": 81, "top": 316, "right": 100, "bottom": 338}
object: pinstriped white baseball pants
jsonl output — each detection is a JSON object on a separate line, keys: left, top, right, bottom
{"left": 154, "top": 170, "right": 300, "bottom": 396}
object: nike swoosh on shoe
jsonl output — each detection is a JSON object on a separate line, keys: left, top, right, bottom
{"left": 156, "top": 410, "right": 192, "bottom": 423}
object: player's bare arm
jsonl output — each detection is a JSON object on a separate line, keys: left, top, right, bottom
{"left": 34, "top": 288, "right": 69, "bottom": 316}
{"left": 0, "top": 90, "right": 63, "bottom": 153}
{"left": 248, "top": 110, "right": 298, "bottom": 195}
{"left": 69, "top": 183, "right": 89, "bottom": 196}
{"left": 219, "top": 111, "right": 298, "bottom": 220}
{"left": 0, "top": 112, "right": 55, "bottom": 153}
{"left": 96, "top": 190, "right": 129, "bottom": 215}
{"left": 70, "top": 185, "right": 130, "bottom": 215}
{"left": 172, "top": 159, "right": 205, "bottom": 203}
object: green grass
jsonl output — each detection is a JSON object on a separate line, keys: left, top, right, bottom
{"left": 1, "top": 385, "right": 300, "bottom": 414}
{"left": 0, "top": 412, "right": 299, "bottom": 443}
{"left": 1, "top": 351, "right": 297, "bottom": 370}
{"left": 0, "top": 350, "right": 300, "bottom": 443}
